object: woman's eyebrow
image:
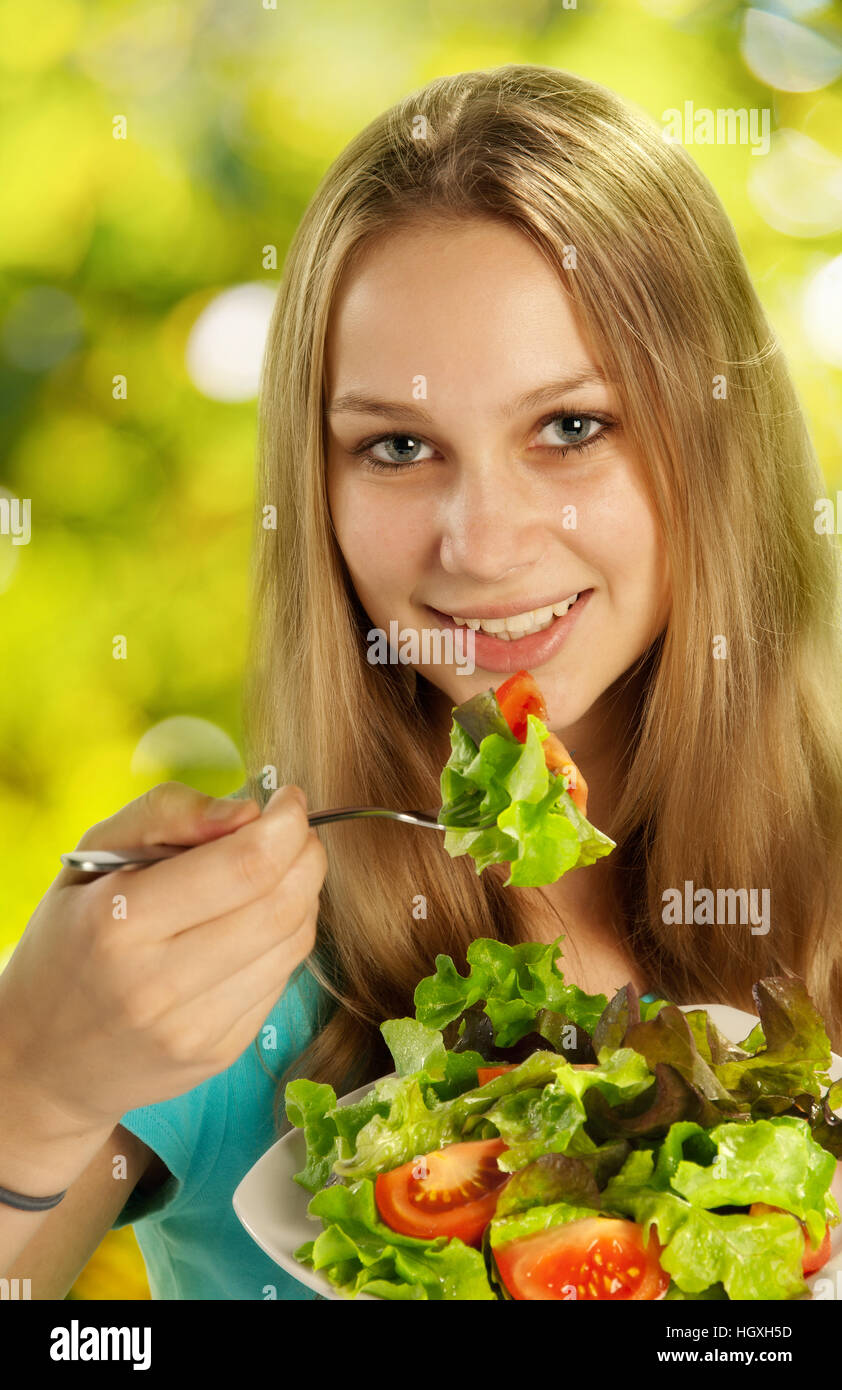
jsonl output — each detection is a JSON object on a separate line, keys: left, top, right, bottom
{"left": 326, "top": 369, "right": 608, "bottom": 424}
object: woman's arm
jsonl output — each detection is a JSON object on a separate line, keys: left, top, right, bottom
{"left": 0, "top": 1114, "right": 158, "bottom": 1299}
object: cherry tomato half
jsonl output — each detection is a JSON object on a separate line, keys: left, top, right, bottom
{"left": 375, "top": 1138, "right": 511, "bottom": 1247}
{"left": 494, "top": 1216, "right": 670, "bottom": 1301}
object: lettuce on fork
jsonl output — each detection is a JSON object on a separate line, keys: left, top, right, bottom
{"left": 284, "top": 939, "right": 842, "bottom": 1301}
{"left": 438, "top": 683, "right": 615, "bottom": 887}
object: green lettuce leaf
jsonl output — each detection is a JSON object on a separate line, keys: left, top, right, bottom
{"left": 414, "top": 936, "right": 608, "bottom": 1047}
{"left": 439, "top": 706, "right": 614, "bottom": 887}
{"left": 294, "top": 1179, "right": 495, "bottom": 1300}
{"left": 489, "top": 1199, "right": 601, "bottom": 1250}
{"left": 284, "top": 1080, "right": 342, "bottom": 1193}
{"left": 378, "top": 1016, "right": 487, "bottom": 1099}
{"left": 329, "top": 1047, "right": 649, "bottom": 1183}
{"left": 380, "top": 1018, "right": 448, "bottom": 1077}
{"left": 329, "top": 1051, "right": 568, "bottom": 1182}
{"left": 666, "top": 1115, "right": 839, "bottom": 1247}
{"left": 601, "top": 1116, "right": 840, "bottom": 1298}
{"left": 285, "top": 1078, "right": 393, "bottom": 1193}
{"left": 484, "top": 1047, "right": 655, "bottom": 1172}
{"left": 664, "top": 1281, "right": 728, "bottom": 1299}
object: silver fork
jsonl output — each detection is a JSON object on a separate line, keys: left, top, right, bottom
{"left": 61, "top": 806, "right": 486, "bottom": 873}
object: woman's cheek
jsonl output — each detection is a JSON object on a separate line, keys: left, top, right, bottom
{"left": 338, "top": 501, "right": 427, "bottom": 625}
{"left": 579, "top": 464, "right": 664, "bottom": 596}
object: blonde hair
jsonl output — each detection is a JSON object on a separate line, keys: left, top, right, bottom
{"left": 242, "top": 64, "right": 842, "bottom": 1127}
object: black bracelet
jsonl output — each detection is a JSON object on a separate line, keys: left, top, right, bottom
{"left": 0, "top": 1183, "right": 67, "bottom": 1211}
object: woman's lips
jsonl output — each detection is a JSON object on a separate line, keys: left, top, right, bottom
{"left": 428, "top": 590, "right": 592, "bottom": 674}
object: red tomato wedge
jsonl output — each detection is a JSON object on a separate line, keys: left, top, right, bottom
{"left": 375, "top": 1138, "right": 511, "bottom": 1247}
{"left": 495, "top": 671, "right": 547, "bottom": 742}
{"left": 749, "top": 1203, "right": 833, "bottom": 1276}
{"left": 494, "top": 670, "right": 588, "bottom": 813}
{"left": 494, "top": 1217, "right": 670, "bottom": 1300}
{"left": 476, "top": 1065, "right": 517, "bottom": 1085}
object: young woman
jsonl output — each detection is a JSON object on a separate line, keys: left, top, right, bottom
{"left": 2, "top": 64, "right": 841, "bottom": 1301}
{"left": 250, "top": 61, "right": 842, "bottom": 1097}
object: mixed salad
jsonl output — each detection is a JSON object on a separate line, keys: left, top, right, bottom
{"left": 285, "top": 938, "right": 842, "bottom": 1300}
{"left": 437, "top": 669, "right": 614, "bottom": 886}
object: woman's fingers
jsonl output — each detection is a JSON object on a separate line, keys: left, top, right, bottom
{"left": 155, "top": 901, "right": 323, "bottom": 1072}
{"left": 120, "top": 832, "right": 328, "bottom": 1015}
{"left": 83, "top": 785, "right": 314, "bottom": 943}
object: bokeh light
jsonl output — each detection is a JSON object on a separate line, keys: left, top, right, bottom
{"left": 130, "top": 715, "right": 244, "bottom": 794}
{"left": 748, "top": 128, "right": 842, "bottom": 237}
{"left": 803, "top": 254, "right": 842, "bottom": 367}
{"left": 741, "top": 8, "right": 842, "bottom": 93}
{"left": 185, "top": 284, "right": 277, "bottom": 401}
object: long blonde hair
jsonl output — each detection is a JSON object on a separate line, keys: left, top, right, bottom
{"left": 242, "top": 64, "right": 842, "bottom": 1126}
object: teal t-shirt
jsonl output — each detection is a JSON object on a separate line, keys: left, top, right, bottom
{"left": 112, "top": 962, "right": 328, "bottom": 1300}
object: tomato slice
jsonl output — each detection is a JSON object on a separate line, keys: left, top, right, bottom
{"left": 476, "top": 1065, "right": 517, "bottom": 1085}
{"left": 375, "top": 1138, "right": 510, "bottom": 1247}
{"left": 494, "top": 1217, "right": 670, "bottom": 1300}
{"left": 495, "top": 671, "right": 547, "bottom": 742}
{"left": 494, "top": 670, "right": 588, "bottom": 812}
{"left": 542, "top": 732, "right": 588, "bottom": 813}
{"left": 749, "top": 1202, "right": 833, "bottom": 1276}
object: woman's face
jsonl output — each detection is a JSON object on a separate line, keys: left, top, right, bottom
{"left": 324, "top": 217, "right": 670, "bottom": 736}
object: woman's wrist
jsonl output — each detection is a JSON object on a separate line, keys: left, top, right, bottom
{"left": 0, "top": 1041, "right": 118, "bottom": 1199}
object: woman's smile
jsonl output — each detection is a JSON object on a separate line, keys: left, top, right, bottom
{"left": 425, "top": 590, "right": 593, "bottom": 674}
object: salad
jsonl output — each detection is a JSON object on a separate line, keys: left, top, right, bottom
{"left": 285, "top": 938, "right": 842, "bottom": 1300}
{"left": 437, "top": 669, "right": 614, "bottom": 886}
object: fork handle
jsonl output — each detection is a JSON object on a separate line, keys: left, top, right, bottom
{"left": 60, "top": 806, "right": 448, "bottom": 873}
{"left": 306, "top": 807, "right": 397, "bottom": 827}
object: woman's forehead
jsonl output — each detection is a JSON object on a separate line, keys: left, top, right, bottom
{"left": 324, "top": 220, "right": 602, "bottom": 404}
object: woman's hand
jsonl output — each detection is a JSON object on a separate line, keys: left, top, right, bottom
{"left": 0, "top": 782, "right": 327, "bottom": 1134}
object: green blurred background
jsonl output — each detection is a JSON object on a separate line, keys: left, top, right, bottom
{"left": 1, "top": 0, "right": 840, "bottom": 1300}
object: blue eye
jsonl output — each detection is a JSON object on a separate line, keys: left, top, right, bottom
{"left": 536, "top": 414, "right": 610, "bottom": 452}
{"left": 356, "top": 434, "right": 435, "bottom": 473}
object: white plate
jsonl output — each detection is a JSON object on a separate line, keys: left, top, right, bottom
{"left": 233, "top": 1003, "right": 842, "bottom": 1301}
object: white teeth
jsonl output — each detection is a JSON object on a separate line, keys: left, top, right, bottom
{"left": 448, "top": 593, "right": 580, "bottom": 639}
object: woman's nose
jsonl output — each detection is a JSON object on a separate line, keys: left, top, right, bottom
{"left": 438, "top": 465, "right": 547, "bottom": 581}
